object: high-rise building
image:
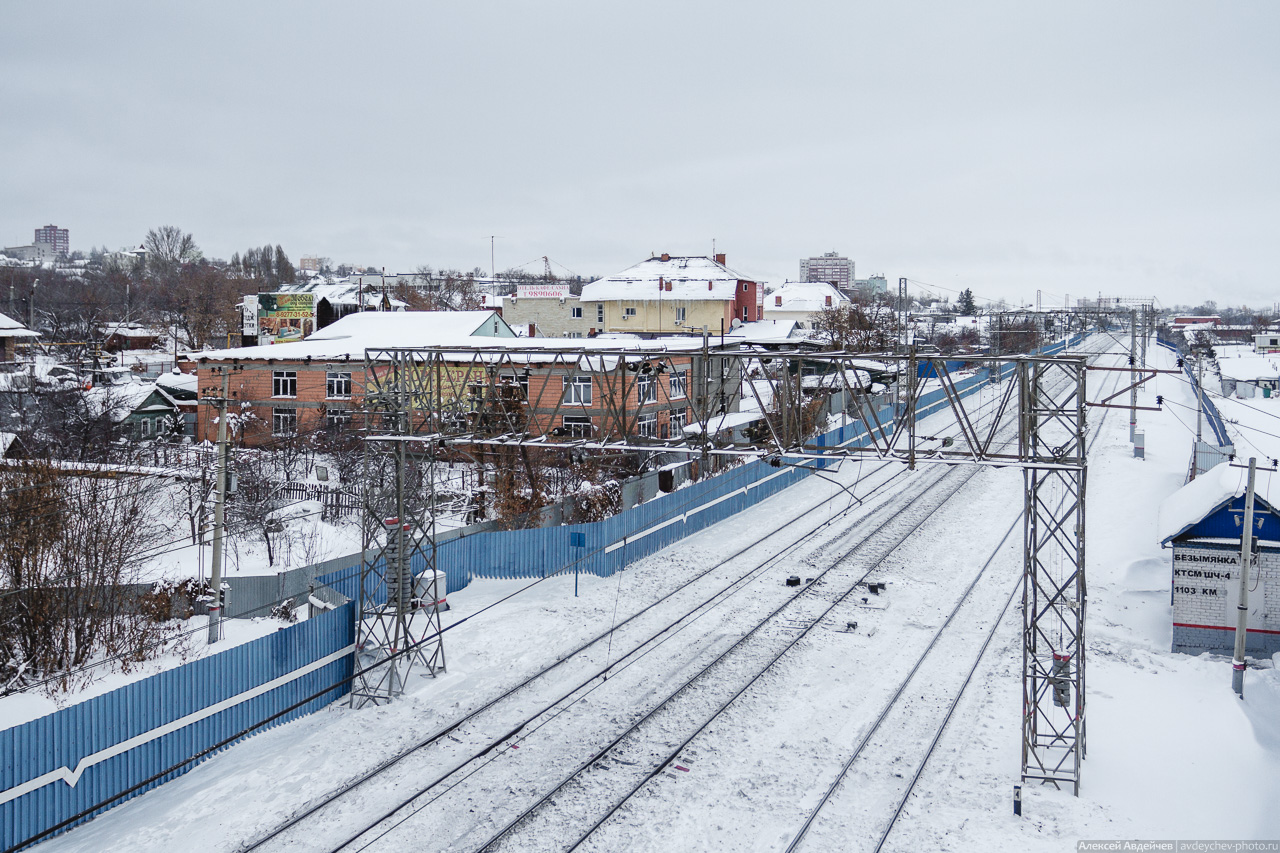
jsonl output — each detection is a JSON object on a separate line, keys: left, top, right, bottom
{"left": 799, "top": 251, "right": 853, "bottom": 288}
{"left": 33, "top": 224, "right": 69, "bottom": 257}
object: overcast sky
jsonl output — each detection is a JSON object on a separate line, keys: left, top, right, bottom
{"left": 3, "top": 1, "right": 1276, "bottom": 310}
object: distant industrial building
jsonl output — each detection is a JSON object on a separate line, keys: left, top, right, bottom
{"left": 1, "top": 243, "right": 55, "bottom": 263}
{"left": 799, "top": 252, "right": 854, "bottom": 289}
{"left": 854, "top": 274, "right": 888, "bottom": 296}
{"left": 33, "top": 224, "right": 69, "bottom": 257}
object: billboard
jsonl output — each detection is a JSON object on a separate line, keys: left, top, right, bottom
{"left": 242, "top": 295, "right": 258, "bottom": 337}
{"left": 258, "top": 293, "right": 315, "bottom": 344}
{"left": 516, "top": 283, "right": 570, "bottom": 299}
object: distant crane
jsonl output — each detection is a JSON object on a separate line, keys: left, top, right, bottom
{"left": 543, "top": 256, "right": 553, "bottom": 280}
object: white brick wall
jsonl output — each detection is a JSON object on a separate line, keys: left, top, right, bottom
{"left": 1172, "top": 544, "right": 1278, "bottom": 633}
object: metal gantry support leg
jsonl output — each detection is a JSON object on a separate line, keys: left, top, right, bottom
{"left": 1020, "top": 357, "right": 1087, "bottom": 795}
{"left": 352, "top": 350, "right": 447, "bottom": 707}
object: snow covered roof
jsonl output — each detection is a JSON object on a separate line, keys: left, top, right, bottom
{"left": 196, "top": 310, "right": 513, "bottom": 362}
{"left": 101, "top": 321, "right": 164, "bottom": 338}
{"left": 1218, "top": 354, "right": 1280, "bottom": 382}
{"left": 800, "top": 368, "right": 873, "bottom": 391}
{"left": 1157, "top": 461, "right": 1280, "bottom": 544}
{"left": 580, "top": 256, "right": 757, "bottom": 302}
{"left": 723, "top": 319, "right": 800, "bottom": 344}
{"left": 274, "top": 279, "right": 407, "bottom": 309}
{"left": 84, "top": 382, "right": 157, "bottom": 422}
{"left": 156, "top": 368, "right": 198, "bottom": 398}
{"left": 0, "top": 311, "right": 39, "bottom": 338}
{"left": 683, "top": 411, "right": 765, "bottom": 435}
{"left": 764, "top": 281, "right": 848, "bottom": 314}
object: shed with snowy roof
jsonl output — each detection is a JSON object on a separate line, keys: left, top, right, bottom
{"left": 0, "top": 311, "right": 39, "bottom": 362}
{"left": 1157, "top": 461, "right": 1280, "bottom": 656}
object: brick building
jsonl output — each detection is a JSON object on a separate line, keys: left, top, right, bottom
{"left": 33, "top": 224, "right": 69, "bottom": 257}
{"left": 189, "top": 310, "right": 742, "bottom": 447}
{"left": 1158, "top": 461, "right": 1280, "bottom": 656}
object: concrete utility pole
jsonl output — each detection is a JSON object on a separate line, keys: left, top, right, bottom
{"left": 207, "top": 369, "right": 230, "bottom": 644}
{"left": 1195, "top": 358, "right": 1205, "bottom": 444}
{"left": 1129, "top": 309, "right": 1138, "bottom": 442}
{"left": 1232, "top": 457, "right": 1257, "bottom": 697}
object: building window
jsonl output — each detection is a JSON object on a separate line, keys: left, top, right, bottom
{"left": 637, "top": 413, "right": 657, "bottom": 438}
{"left": 670, "top": 408, "right": 687, "bottom": 434}
{"left": 597, "top": 304, "right": 604, "bottom": 323}
{"left": 742, "top": 283, "right": 748, "bottom": 292}
{"left": 571, "top": 306, "right": 583, "bottom": 319}
{"left": 327, "top": 371, "right": 352, "bottom": 399}
{"left": 670, "top": 370, "right": 687, "bottom": 399}
{"left": 675, "top": 306, "right": 686, "bottom": 323}
{"left": 566, "top": 331, "right": 583, "bottom": 338}
{"left": 273, "top": 407, "right": 298, "bottom": 435}
{"left": 272, "top": 370, "right": 297, "bottom": 398}
{"left": 742, "top": 306, "right": 748, "bottom": 322}
{"left": 624, "top": 307, "right": 637, "bottom": 318}
{"left": 636, "top": 374, "right": 657, "bottom": 404}
{"left": 563, "top": 374, "right": 592, "bottom": 405}
{"left": 326, "top": 408, "right": 351, "bottom": 430}
{"left": 563, "top": 415, "right": 593, "bottom": 438}
{"left": 141, "top": 418, "right": 151, "bottom": 437}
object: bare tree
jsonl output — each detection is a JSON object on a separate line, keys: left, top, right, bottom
{"left": 144, "top": 226, "right": 203, "bottom": 280}
{"left": 0, "top": 462, "right": 171, "bottom": 694}
{"left": 809, "top": 298, "right": 897, "bottom": 352}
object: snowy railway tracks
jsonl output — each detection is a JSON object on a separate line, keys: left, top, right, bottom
{"left": 458, "top": 466, "right": 986, "bottom": 853}
{"left": 237, "top": 341, "right": 1119, "bottom": 853}
{"left": 240, "top": 459, "right": 931, "bottom": 853}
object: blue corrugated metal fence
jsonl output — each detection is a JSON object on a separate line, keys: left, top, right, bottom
{"left": 0, "top": 604, "right": 354, "bottom": 852}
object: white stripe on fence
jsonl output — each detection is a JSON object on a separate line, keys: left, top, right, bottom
{"left": 0, "top": 644, "right": 355, "bottom": 807}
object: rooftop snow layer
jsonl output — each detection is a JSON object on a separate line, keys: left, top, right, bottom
{"left": 0, "top": 311, "right": 39, "bottom": 337}
{"left": 1157, "top": 461, "right": 1280, "bottom": 544}
{"left": 764, "top": 281, "right": 847, "bottom": 314}
{"left": 274, "top": 278, "right": 407, "bottom": 308}
{"left": 191, "top": 311, "right": 715, "bottom": 368}
{"left": 157, "top": 369, "right": 198, "bottom": 395}
{"left": 1218, "top": 354, "right": 1280, "bottom": 382}
{"left": 579, "top": 256, "right": 756, "bottom": 302}
{"left": 194, "top": 311, "right": 511, "bottom": 361}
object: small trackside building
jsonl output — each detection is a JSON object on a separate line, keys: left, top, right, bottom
{"left": 1157, "top": 461, "right": 1280, "bottom": 656}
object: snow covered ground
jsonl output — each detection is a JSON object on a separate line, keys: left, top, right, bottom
{"left": 24, "top": 335, "right": 1280, "bottom": 852}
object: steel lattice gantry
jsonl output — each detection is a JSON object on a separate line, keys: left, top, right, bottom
{"left": 1018, "top": 357, "right": 1087, "bottom": 793}
{"left": 350, "top": 348, "right": 448, "bottom": 706}
{"left": 345, "top": 342, "right": 1090, "bottom": 794}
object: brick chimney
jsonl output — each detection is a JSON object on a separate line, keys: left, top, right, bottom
{"left": 659, "top": 276, "right": 664, "bottom": 292}
{"left": 825, "top": 294, "right": 832, "bottom": 306}
{"left": 660, "top": 253, "right": 670, "bottom": 262}
{"left": 708, "top": 280, "right": 713, "bottom": 291}
{"left": 775, "top": 295, "right": 783, "bottom": 306}
{"left": 715, "top": 253, "right": 726, "bottom": 266}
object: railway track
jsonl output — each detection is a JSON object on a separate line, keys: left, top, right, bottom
{"left": 241, "top": 457, "right": 932, "bottom": 851}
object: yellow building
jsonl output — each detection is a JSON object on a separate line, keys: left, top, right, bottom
{"left": 578, "top": 254, "right": 763, "bottom": 335}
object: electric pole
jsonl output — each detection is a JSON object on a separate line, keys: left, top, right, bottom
{"left": 207, "top": 368, "right": 231, "bottom": 644}
{"left": 1232, "top": 457, "right": 1257, "bottom": 697}
{"left": 1129, "top": 309, "right": 1138, "bottom": 442}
